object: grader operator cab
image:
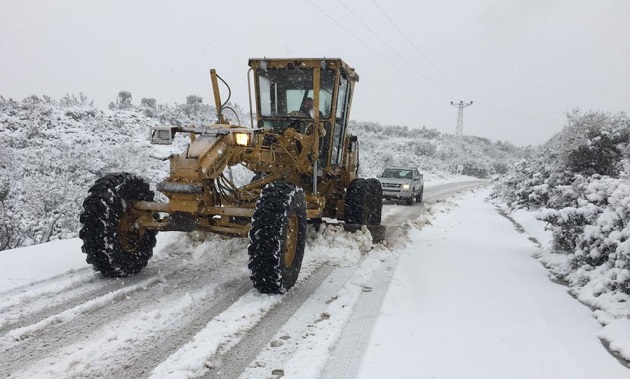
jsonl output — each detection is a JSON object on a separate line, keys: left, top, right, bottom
{"left": 79, "top": 58, "right": 383, "bottom": 294}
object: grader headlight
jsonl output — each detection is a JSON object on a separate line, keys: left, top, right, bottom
{"left": 234, "top": 132, "right": 251, "bottom": 147}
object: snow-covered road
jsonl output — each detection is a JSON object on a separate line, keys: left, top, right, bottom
{"left": 0, "top": 182, "right": 627, "bottom": 378}
{"left": 360, "top": 189, "right": 629, "bottom": 379}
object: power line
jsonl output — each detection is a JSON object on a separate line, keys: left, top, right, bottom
{"left": 335, "top": 0, "right": 433, "bottom": 83}
{"left": 370, "top": 0, "right": 456, "bottom": 91}
{"left": 305, "top": 0, "right": 411, "bottom": 79}
{"left": 305, "top": 0, "right": 449, "bottom": 100}
{"left": 480, "top": 102, "right": 554, "bottom": 123}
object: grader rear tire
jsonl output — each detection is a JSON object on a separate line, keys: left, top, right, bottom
{"left": 248, "top": 182, "right": 307, "bottom": 294}
{"left": 344, "top": 178, "right": 368, "bottom": 225}
{"left": 365, "top": 178, "right": 383, "bottom": 225}
{"left": 79, "top": 173, "right": 156, "bottom": 277}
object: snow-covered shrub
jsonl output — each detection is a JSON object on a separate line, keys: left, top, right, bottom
{"left": 459, "top": 161, "right": 490, "bottom": 178}
{"left": 495, "top": 110, "right": 630, "bottom": 297}
{"left": 495, "top": 110, "right": 629, "bottom": 210}
{"left": 565, "top": 177, "right": 630, "bottom": 293}
{"left": 564, "top": 112, "right": 629, "bottom": 177}
{"left": 493, "top": 159, "right": 551, "bottom": 210}
{"left": 0, "top": 93, "right": 255, "bottom": 249}
{"left": 0, "top": 96, "right": 157, "bottom": 246}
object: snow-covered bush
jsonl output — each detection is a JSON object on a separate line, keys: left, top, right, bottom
{"left": 496, "top": 110, "right": 629, "bottom": 210}
{"left": 0, "top": 93, "right": 254, "bottom": 249}
{"left": 562, "top": 177, "right": 630, "bottom": 293}
{"left": 494, "top": 110, "right": 630, "bottom": 295}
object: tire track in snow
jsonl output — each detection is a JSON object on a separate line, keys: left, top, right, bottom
{"left": 0, "top": 265, "right": 94, "bottom": 300}
{"left": 0, "top": 236, "right": 251, "bottom": 377}
{"left": 320, "top": 252, "right": 399, "bottom": 378}
{"left": 236, "top": 254, "right": 388, "bottom": 379}
{"left": 148, "top": 288, "right": 285, "bottom": 379}
{"left": 144, "top": 230, "right": 366, "bottom": 379}
{"left": 0, "top": 232, "right": 247, "bottom": 334}
{"left": 148, "top": 263, "right": 338, "bottom": 379}
{"left": 7, "top": 276, "right": 252, "bottom": 379}
{"left": 0, "top": 268, "right": 97, "bottom": 313}
{"left": 203, "top": 264, "right": 340, "bottom": 379}
{"left": 1, "top": 274, "right": 165, "bottom": 344}
{"left": 0, "top": 255, "right": 204, "bottom": 335}
{"left": 0, "top": 252, "right": 177, "bottom": 311}
{"left": 111, "top": 279, "right": 252, "bottom": 379}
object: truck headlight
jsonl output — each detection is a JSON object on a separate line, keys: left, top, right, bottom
{"left": 402, "top": 183, "right": 410, "bottom": 190}
{"left": 234, "top": 132, "right": 250, "bottom": 146}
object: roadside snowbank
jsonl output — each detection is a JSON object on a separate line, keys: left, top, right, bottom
{"left": 0, "top": 238, "right": 86, "bottom": 290}
{"left": 511, "top": 207, "right": 630, "bottom": 362}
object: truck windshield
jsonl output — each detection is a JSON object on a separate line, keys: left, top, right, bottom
{"left": 381, "top": 169, "right": 413, "bottom": 179}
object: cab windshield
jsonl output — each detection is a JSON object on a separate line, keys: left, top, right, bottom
{"left": 257, "top": 68, "right": 335, "bottom": 118}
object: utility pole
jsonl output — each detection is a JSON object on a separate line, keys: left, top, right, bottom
{"left": 450, "top": 100, "right": 473, "bottom": 137}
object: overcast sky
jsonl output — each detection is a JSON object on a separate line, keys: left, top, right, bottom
{"left": 1, "top": 0, "right": 628, "bottom": 146}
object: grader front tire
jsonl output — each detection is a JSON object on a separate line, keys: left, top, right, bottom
{"left": 79, "top": 173, "right": 156, "bottom": 277}
{"left": 248, "top": 182, "right": 307, "bottom": 294}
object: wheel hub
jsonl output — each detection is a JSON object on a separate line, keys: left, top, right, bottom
{"left": 284, "top": 214, "right": 298, "bottom": 268}
{"left": 118, "top": 212, "right": 142, "bottom": 253}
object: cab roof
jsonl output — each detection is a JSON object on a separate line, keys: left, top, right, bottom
{"left": 248, "top": 58, "right": 359, "bottom": 81}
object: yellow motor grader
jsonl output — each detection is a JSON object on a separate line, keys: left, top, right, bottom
{"left": 79, "top": 58, "right": 383, "bottom": 294}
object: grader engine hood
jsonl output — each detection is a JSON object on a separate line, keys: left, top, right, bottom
{"left": 184, "top": 134, "right": 232, "bottom": 179}
{"left": 150, "top": 124, "right": 258, "bottom": 180}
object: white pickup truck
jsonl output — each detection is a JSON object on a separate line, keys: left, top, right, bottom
{"left": 377, "top": 167, "right": 424, "bottom": 205}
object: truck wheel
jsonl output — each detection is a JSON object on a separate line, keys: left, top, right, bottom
{"left": 344, "top": 178, "right": 368, "bottom": 224}
{"left": 405, "top": 196, "right": 414, "bottom": 206}
{"left": 79, "top": 173, "right": 156, "bottom": 277}
{"left": 416, "top": 187, "right": 424, "bottom": 203}
{"left": 365, "top": 178, "right": 383, "bottom": 225}
{"left": 248, "top": 182, "right": 307, "bottom": 294}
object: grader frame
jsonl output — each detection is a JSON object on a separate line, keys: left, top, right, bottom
{"left": 79, "top": 58, "right": 383, "bottom": 294}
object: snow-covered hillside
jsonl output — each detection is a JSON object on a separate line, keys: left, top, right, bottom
{"left": 351, "top": 121, "right": 528, "bottom": 179}
{"left": 0, "top": 94, "right": 522, "bottom": 250}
